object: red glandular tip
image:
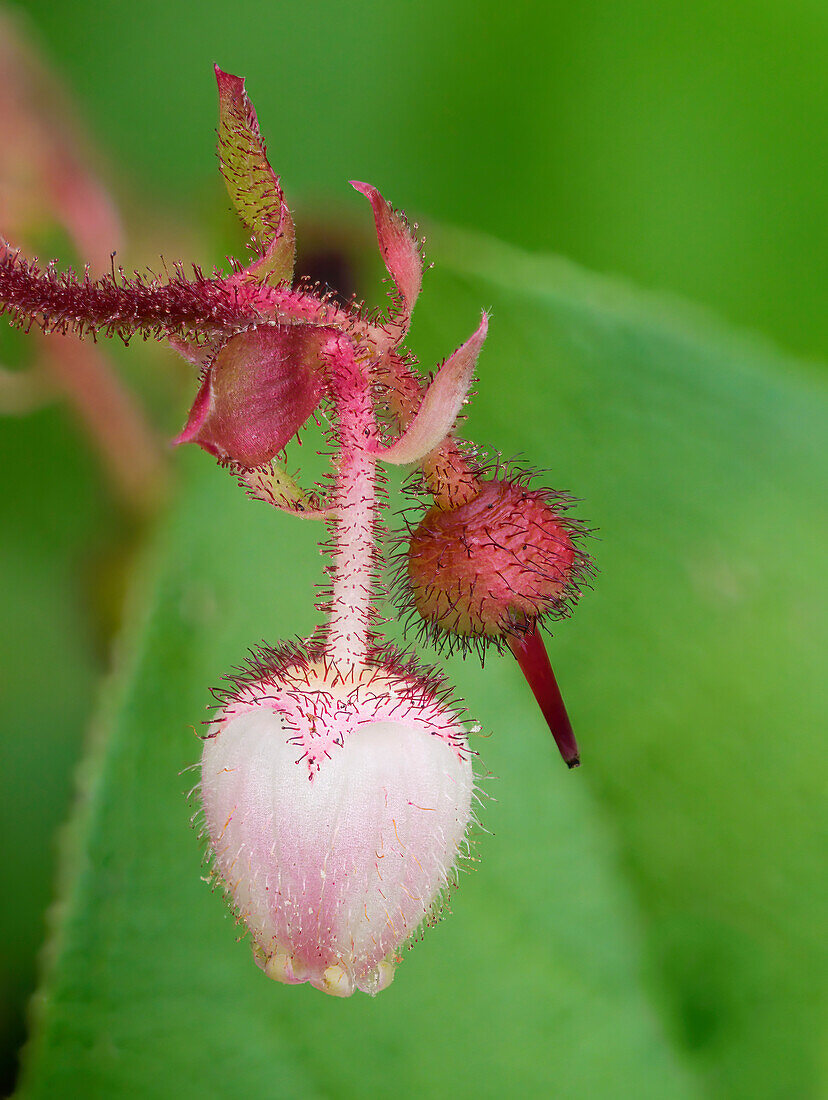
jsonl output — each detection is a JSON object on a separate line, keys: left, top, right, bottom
{"left": 508, "top": 625, "right": 580, "bottom": 767}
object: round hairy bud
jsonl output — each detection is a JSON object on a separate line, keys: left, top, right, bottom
{"left": 405, "top": 477, "right": 588, "bottom": 651}
{"left": 200, "top": 647, "right": 474, "bottom": 997}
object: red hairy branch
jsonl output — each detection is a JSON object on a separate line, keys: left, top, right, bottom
{"left": 0, "top": 246, "right": 254, "bottom": 343}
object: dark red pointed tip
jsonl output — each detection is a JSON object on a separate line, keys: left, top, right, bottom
{"left": 508, "top": 625, "right": 580, "bottom": 768}
{"left": 214, "top": 65, "right": 244, "bottom": 92}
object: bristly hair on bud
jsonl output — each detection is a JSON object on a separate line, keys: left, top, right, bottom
{"left": 394, "top": 462, "right": 594, "bottom": 766}
{"left": 397, "top": 464, "right": 593, "bottom": 659}
{"left": 200, "top": 640, "right": 477, "bottom": 996}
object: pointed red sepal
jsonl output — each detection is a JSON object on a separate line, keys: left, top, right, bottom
{"left": 371, "top": 312, "right": 488, "bottom": 465}
{"left": 508, "top": 626, "right": 580, "bottom": 768}
{"left": 350, "top": 181, "right": 422, "bottom": 336}
{"left": 215, "top": 65, "right": 295, "bottom": 283}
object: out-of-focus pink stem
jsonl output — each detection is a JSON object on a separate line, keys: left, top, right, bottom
{"left": 0, "top": 10, "right": 124, "bottom": 266}
{"left": 39, "top": 331, "right": 165, "bottom": 516}
{"left": 508, "top": 625, "right": 580, "bottom": 768}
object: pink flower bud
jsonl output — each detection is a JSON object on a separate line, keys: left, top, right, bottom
{"left": 200, "top": 649, "right": 474, "bottom": 996}
{"left": 174, "top": 324, "right": 326, "bottom": 468}
{"left": 405, "top": 477, "right": 588, "bottom": 650}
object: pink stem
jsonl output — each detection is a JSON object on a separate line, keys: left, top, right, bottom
{"left": 508, "top": 626, "right": 580, "bottom": 768}
{"left": 322, "top": 337, "right": 378, "bottom": 667}
{"left": 39, "top": 331, "right": 165, "bottom": 516}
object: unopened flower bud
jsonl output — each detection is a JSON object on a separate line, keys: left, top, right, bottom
{"left": 200, "top": 648, "right": 474, "bottom": 996}
{"left": 405, "top": 477, "right": 588, "bottom": 650}
{"left": 174, "top": 324, "right": 327, "bottom": 468}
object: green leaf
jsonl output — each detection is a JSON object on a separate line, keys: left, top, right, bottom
{"left": 0, "top": 397, "right": 112, "bottom": 1086}
{"left": 18, "top": 234, "right": 825, "bottom": 1099}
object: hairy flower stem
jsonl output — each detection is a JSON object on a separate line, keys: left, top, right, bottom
{"left": 0, "top": 244, "right": 383, "bottom": 345}
{"left": 323, "top": 337, "right": 380, "bottom": 667}
{"left": 0, "top": 243, "right": 476, "bottom": 510}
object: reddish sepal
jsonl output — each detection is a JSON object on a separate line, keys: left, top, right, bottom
{"left": 350, "top": 181, "right": 422, "bottom": 335}
{"left": 174, "top": 324, "right": 327, "bottom": 469}
{"left": 508, "top": 626, "right": 580, "bottom": 768}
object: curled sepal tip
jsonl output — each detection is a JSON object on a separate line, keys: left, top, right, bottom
{"left": 373, "top": 312, "right": 488, "bottom": 465}
{"left": 215, "top": 65, "right": 295, "bottom": 284}
{"left": 508, "top": 626, "right": 580, "bottom": 768}
{"left": 351, "top": 180, "right": 422, "bottom": 336}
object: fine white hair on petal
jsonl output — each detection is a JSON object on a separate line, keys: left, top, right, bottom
{"left": 201, "top": 681, "right": 474, "bottom": 997}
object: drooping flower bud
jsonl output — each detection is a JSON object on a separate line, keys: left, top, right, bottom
{"left": 405, "top": 476, "right": 588, "bottom": 650}
{"left": 200, "top": 646, "right": 474, "bottom": 997}
{"left": 174, "top": 324, "right": 327, "bottom": 468}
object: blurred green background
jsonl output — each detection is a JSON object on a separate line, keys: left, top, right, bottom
{"left": 1, "top": 1, "right": 826, "bottom": 1097}
{"left": 16, "top": 0, "right": 828, "bottom": 361}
